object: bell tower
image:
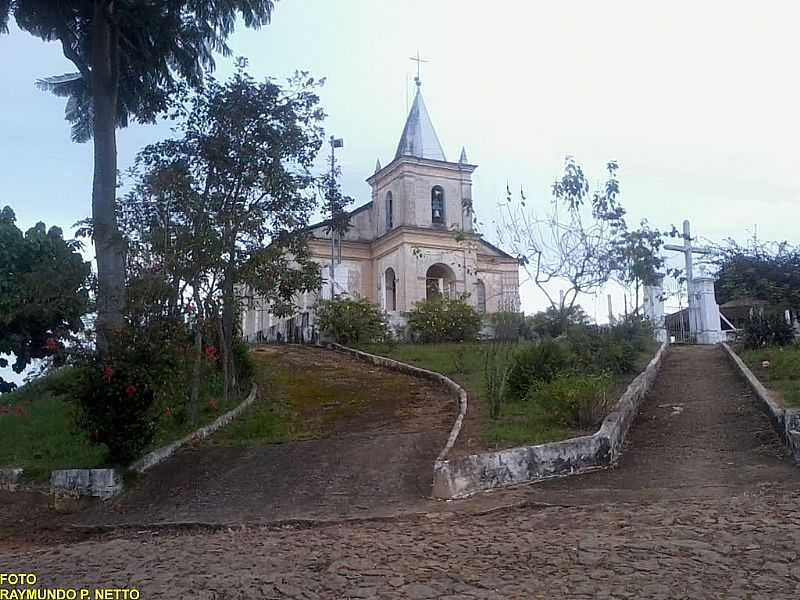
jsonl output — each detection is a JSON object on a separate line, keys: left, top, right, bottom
{"left": 367, "top": 78, "right": 476, "bottom": 237}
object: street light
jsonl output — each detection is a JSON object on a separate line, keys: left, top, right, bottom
{"left": 329, "top": 136, "right": 343, "bottom": 300}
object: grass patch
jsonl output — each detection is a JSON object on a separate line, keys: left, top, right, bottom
{"left": 360, "top": 338, "right": 657, "bottom": 450}
{"left": 150, "top": 373, "right": 246, "bottom": 449}
{"left": 0, "top": 372, "right": 106, "bottom": 480}
{"left": 209, "top": 349, "right": 409, "bottom": 446}
{"left": 741, "top": 344, "right": 800, "bottom": 407}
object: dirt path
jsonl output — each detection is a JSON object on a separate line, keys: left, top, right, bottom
{"left": 63, "top": 346, "right": 456, "bottom": 528}
{"left": 524, "top": 344, "right": 800, "bottom": 504}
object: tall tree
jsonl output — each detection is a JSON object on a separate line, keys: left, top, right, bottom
{"left": 713, "top": 240, "right": 800, "bottom": 322}
{"left": 120, "top": 63, "right": 325, "bottom": 408}
{"left": 611, "top": 221, "right": 665, "bottom": 315}
{"left": 0, "top": 0, "right": 275, "bottom": 352}
{"left": 0, "top": 206, "right": 90, "bottom": 392}
{"left": 497, "top": 157, "right": 627, "bottom": 321}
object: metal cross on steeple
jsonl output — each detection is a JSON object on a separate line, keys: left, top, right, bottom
{"left": 409, "top": 50, "right": 429, "bottom": 86}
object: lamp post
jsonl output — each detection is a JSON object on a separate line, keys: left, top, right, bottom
{"left": 329, "top": 136, "right": 344, "bottom": 300}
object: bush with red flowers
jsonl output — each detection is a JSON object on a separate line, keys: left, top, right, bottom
{"left": 71, "top": 320, "right": 187, "bottom": 464}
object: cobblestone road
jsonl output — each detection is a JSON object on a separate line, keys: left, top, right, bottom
{"left": 4, "top": 489, "right": 800, "bottom": 599}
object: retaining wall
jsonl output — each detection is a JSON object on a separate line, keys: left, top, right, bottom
{"left": 432, "top": 342, "right": 668, "bottom": 498}
{"left": 0, "top": 468, "right": 23, "bottom": 492}
{"left": 329, "top": 342, "right": 668, "bottom": 500}
{"left": 50, "top": 468, "right": 122, "bottom": 500}
{"left": 722, "top": 342, "right": 800, "bottom": 464}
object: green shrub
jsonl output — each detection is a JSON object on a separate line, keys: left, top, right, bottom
{"left": 506, "top": 339, "right": 568, "bottom": 401}
{"left": 742, "top": 312, "right": 795, "bottom": 349}
{"left": 73, "top": 361, "right": 158, "bottom": 464}
{"left": 232, "top": 338, "right": 255, "bottom": 386}
{"left": 566, "top": 318, "right": 651, "bottom": 376}
{"left": 483, "top": 343, "right": 513, "bottom": 419}
{"left": 528, "top": 305, "right": 590, "bottom": 338}
{"left": 526, "top": 371, "right": 613, "bottom": 429}
{"left": 69, "top": 319, "right": 188, "bottom": 464}
{"left": 491, "top": 311, "right": 534, "bottom": 341}
{"left": 317, "top": 295, "right": 389, "bottom": 345}
{"left": 406, "top": 296, "right": 482, "bottom": 343}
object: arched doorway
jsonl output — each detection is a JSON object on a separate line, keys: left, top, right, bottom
{"left": 426, "top": 263, "right": 456, "bottom": 300}
{"left": 385, "top": 268, "right": 397, "bottom": 311}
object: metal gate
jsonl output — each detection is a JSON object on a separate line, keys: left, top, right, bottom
{"left": 663, "top": 278, "right": 697, "bottom": 344}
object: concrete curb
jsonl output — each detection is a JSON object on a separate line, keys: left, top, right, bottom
{"left": 431, "top": 342, "right": 669, "bottom": 499}
{"left": 722, "top": 342, "right": 800, "bottom": 463}
{"left": 50, "top": 468, "right": 122, "bottom": 500}
{"left": 130, "top": 382, "right": 259, "bottom": 474}
{"left": 326, "top": 344, "right": 468, "bottom": 462}
{"left": 0, "top": 468, "right": 23, "bottom": 492}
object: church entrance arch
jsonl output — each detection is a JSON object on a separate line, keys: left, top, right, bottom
{"left": 426, "top": 263, "right": 456, "bottom": 300}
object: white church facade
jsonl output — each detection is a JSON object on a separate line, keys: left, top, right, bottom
{"left": 241, "top": 81, "right": 521, "bottom": 343}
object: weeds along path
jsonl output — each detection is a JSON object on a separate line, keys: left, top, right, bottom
{"left": 524, "top": 344, "right": 800, "bottom": 505}
{"left": 72, "top": 345, "right": 456, "bottom": 527}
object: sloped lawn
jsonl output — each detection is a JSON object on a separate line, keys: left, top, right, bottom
{"left": 0, "top": 371, "right": 104, "bottom": 480}
{"left": 359, "top": 339, "right": 658, "bottom": 450}
{"left": 209, "top": 346, "right": 414, "bottom": 445}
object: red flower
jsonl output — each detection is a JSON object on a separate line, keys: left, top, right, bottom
{"left": 164, "top": 407, "right": 173, "bottom": 418}
{"left": 205, "top": 345, "right": 218, "bottom": 360}
{"left": 102, "top": 366, "right": 114, "bottom": 382}
{"left": 206, "top": 398, "right": 218, "bottom": 411}
{"left": 45, "top": 337, "right": 58, "bottom": 352}
{"left": 126, "top": 384, "right": 137, "bottom": 397}
{"left": 14, "top": 405, "right": 25, "bottom": 417}
{"left": 186, "top": 303, "right": 196, "bottom": 314}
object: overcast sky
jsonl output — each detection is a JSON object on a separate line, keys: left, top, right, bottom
{"left": 2, "top": 0, "right": 799, "bottom": 328}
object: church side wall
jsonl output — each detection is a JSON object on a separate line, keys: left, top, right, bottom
{"left": 476, "top": 255, "right": 521, "bottom": 313}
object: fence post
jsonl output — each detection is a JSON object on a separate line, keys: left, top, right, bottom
{"left": 644, "top": 275, "right": 667, "bottom": 343}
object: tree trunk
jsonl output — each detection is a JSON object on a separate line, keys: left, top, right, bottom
{"left": 189, "top": 286, "right": 203, "bottom": 426}
{"left": 218, "top": 315, "right": 229, "bottom": 403}
{"left": 92, "top": 1, "right": 126, "bottom": 355}
{"left": 221, "top": 238, "right": 238, "bottom": 398}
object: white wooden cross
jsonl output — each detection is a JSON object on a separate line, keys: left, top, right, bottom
{"left": 663, "top": 219, "right": 715, "bottom": 334}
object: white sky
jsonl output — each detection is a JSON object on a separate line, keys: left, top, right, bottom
{"left": 1, "top": 0, "right": 799, "bottom": 332}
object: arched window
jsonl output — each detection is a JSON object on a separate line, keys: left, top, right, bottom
{"left": 385, "top": 191, "right": 393, "bottom": 231}
{"left": 431, "top": 186, "right": 445, "bottom": 225}
{"left": 385, "top": 268, "right": 397, "bottom": 311}
{"left": 475, "top": 280, "right": 486, "bottom": 314}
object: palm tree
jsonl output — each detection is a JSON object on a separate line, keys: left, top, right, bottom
{"left": 0, "top": 0, "right": 275, "bottom": 353}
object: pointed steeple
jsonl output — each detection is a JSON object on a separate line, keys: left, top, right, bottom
{"left": 459, "top": 146, "right": 468, "bottom": 164}
{"left": 394, "top": 82, "right": 446, "bottom": 162}
{"left": 374, "top": 158, "right": 382, "bottom": 173}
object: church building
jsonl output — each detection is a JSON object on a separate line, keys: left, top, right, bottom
{"left": 241, "top": 79, "right": 521, "bottom": 342}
